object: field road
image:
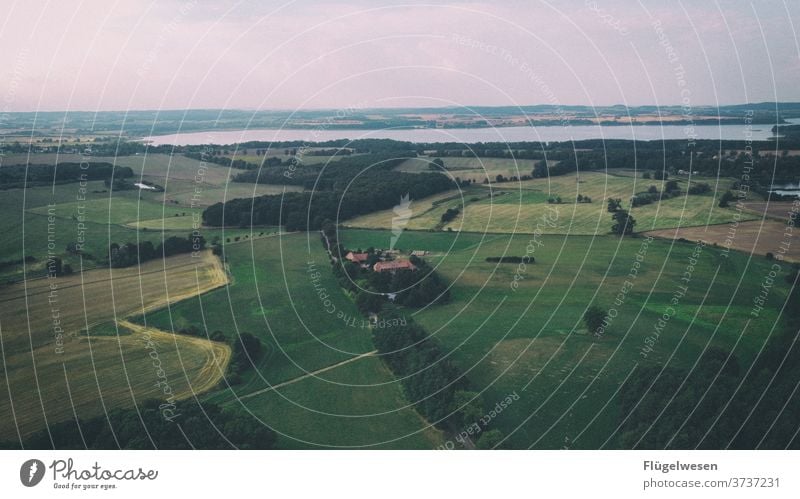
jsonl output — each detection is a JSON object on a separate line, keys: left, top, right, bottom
{"left": 234, "top": 349, "right": 378, "bottom": 401}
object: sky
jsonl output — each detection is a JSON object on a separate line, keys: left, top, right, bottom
{"left": 1, "top": 0, "right": 799, "bottom": 112}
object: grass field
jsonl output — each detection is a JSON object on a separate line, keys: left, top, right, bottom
{"left": 2, "top": 149, "right": 790, "bottom": 449}
{"left": 164, "top": 182, "right": 304, "bottom": 208}
{"left": 28, "top": 196, "right": 200, "bottom": 225}
{"left": 239, "top": 355, "right": 443, "bottom": 448}
{"left": 0, "top": 251, "right": 231, "bottom": 439}
{"left": 345, "top": 170, "right": 755, "bottom": 235}
{"left": 0, "top": 183, "right": 273, "bottom": 282}
{"left": 133, "top": 232, "right": 443, "bottom": 448}
{"left": 396, "top": 157, "right": 541, "bottom": 184}
{"left": 338, "top": 228, "right": 790, "bottom": 448}
{"left": 220, "top": 147, "right": 361, "bottom": 167}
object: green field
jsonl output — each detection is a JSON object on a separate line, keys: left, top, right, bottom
{"left": 1, "top": 148, "right": 789, "bottom": 449}
{"left": 345, "top": 170, "right": 755, "bottom": 235}
{"left": 396, "top": 156, "right": 542, "bottom": 183}
{"left": 132, "top": 232, "right": 442, "bottom": 448}
{"left": 339, "top": 228, "right": 789, "bottom": 448}
{"left": 28, "top": 196, "right": 200, "bottom": 225}
{"left": 0, "top": 198, "right": 261, "bottom": 283}
{"left": 240, "top": 356, "right": 443, "bottom": 449}
{"left": 0, "top": 154, "right": 296, "bottom": 281}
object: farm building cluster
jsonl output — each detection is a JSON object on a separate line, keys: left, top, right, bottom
{"left": 345, "top": 249, "right": 428, "bottom": 273}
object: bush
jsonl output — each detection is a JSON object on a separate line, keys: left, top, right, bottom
{"left": 441, "top": 208, "right": 460, "bottom": 224}
{"left": 611, "top": 210, "right": 636, "bottom": 236}
{"left": 719, "top": 191, "right": 735, "bottom": 207}
{"left": 584, "top": 306, "right": 606, "bottom": 337}
{"left": 688, "top": 182, "right": 711, "bottom": 195}
{"left": 485, "top": 256, "right": 531, "bottom": 264}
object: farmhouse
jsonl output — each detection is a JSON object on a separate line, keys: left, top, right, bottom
{"left": 345, "top": 251, "right": 369, "bottom": 263}
{"left": 373, "top": 259, "right": 416, "bottom": 273}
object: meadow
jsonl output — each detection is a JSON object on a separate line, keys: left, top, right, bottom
{"left": 345, "top": 170, "right": 755, "bottom": 235}
{"left": 395, "top": 156, "right": 541, "bottom": 183}
{"left": 0, "top": 146, "right": 789, "bottom": 449}
{"left": 133, "top": 232, "right": 443, "bottom": 448}
{"left": 339, "top": 228, "right": 789, "bottom": 448}
{"left": 0, "top": 153, "right": 293, "bottom": 282}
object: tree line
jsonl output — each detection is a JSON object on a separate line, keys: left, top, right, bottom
{"left": 0, "top": 399, "right": 276, "bottom": 449}
{"left": 108, "top": 233, "right": 205, "bottom": 268}
{"left": 0, "top": 162, "right": 132, "bottom": 189}
{"left": 204, "top": 155, "right": 457, "bottom": 231}
{"left": 321, "top": 226, "right": 510, "bottom": 447}
{"left": 616, "top": 275, "right": 800, "bottom": 449}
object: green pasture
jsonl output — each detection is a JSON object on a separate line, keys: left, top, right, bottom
{"left": 339, "top": 228, "right": 789, "bottom": 448}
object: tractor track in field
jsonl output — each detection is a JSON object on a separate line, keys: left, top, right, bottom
{"left": 234, "top": 349, "right": 378, "bottom": 401}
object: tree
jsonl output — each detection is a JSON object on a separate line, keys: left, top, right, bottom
{"left": 450, "top": 390, "right": 484, "bottom": 428}
{"left": 643, "top": 171, "right": 651, "bottom": 179}
{"left": 654, "top": 170, "right": 669, "bottom": 180}
{"left": 607, "top": 197, "right": 622, "bottom": 213}
{"left": 476, "top": 430, "right": 507, "bottom": 449}
{"left": 237, "top": 332, "right": 263, "bottom": 360}
{"left": 356, "top": 291, "right": 384, "bottom": 314}
{"left": 47, "top": 256, "right": 63, "bottom": 276}
{"left": 12, "top": 399, "right": 277, "bottom": 450}
{"left": 66, "top": 242, "right": 81, "bottom": 254}
{"left": 532, "top": 160, "right": 549, "bottom": 178}
{"left": 664, "top": 180, "right": 680, "bottom": 194}
{"left": 584, "top": 306, "right": 606, "bottom": 337}
{"left": 441, "top": 208, "right": 460, "bottom": 224}
{"left": 719, "top": 191, "right": 735, "bottom": 208}
{"left": 611, "top": 209, "right": 636, "bottom": 235}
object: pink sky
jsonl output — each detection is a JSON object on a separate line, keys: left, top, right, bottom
{"left": 1, "top": 0, "right": 798, "bottom": 112}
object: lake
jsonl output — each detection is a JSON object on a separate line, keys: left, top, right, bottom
{"left": 144, "top": 123, "right": 776, "bottom": 146}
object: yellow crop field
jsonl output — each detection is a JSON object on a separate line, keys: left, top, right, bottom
{"left": 0, "top": 251, "right": 230, "bottom": 438}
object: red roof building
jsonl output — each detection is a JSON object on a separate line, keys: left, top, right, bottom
{"left": 345, "top": 252, "right": 370, "bottom": 263}
{"left": 373, "top": 260, "right": 417, "bottom": 273}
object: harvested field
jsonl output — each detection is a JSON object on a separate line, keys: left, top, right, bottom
{"left": 0, "top": 250, "right": 227, "bottom": 353}
{"left": 0, "top": 320, "right": 230, "bottom": 439}
{"left": 0, "top": 250, "right": 230, "bottom": 439}
{"left": 741, "top": 201, "right": 799, "bottom": 221}
{"left": 644, "top": 220, "right": 800, "bottom": 262}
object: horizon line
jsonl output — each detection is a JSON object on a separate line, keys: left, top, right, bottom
{"left": 3, "top": 101, "right": 800, "bottom": 115}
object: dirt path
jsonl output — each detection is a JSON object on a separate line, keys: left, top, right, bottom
{"left": 236, "top": 349, "right": 378, "bottom": 401}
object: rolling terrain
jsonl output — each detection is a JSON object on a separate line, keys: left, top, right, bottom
{"left": 346, "top": 168, "right": 753, "bottom": 236}
{"left": 0, "top": 251, "right": 231, "bottom": 439}
{"left": 339, "top": 228, "right": 790, "bottom": 448}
